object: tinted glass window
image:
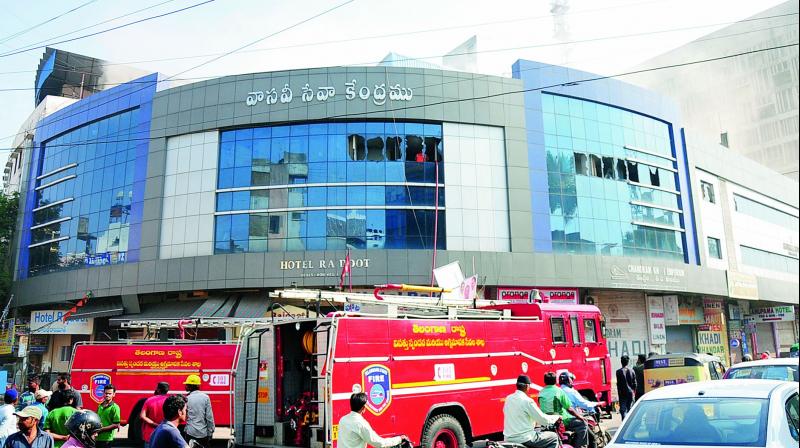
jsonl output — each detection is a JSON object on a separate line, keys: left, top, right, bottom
{"left": 726, "top": 365, "right": 799, "bottom": 382}
{"left": 787, "top": 394, "right": 799, "bottom": 441}
{"left": 541, "top": 93, "right": 683, "bottom": 262}
{"left": 215, "top": 122, "right": 445, "bottom": 253}
{"left": 29, "top": 109, "right": 140, "bottom": 276}
{"left": 617, "top": 398, "right": 768, "bottom": 446}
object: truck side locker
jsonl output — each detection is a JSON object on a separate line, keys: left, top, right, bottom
{"left": 309, "top": 318, "right": 336, "bottom": 448}
{"left": 240, "top": 327, "right": 265, "bottom": 446}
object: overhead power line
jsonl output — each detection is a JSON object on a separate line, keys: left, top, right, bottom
{"left": 0, "top": 0, "right": 217, "bottom": 58}
{"left": 0, "top": 17, "right": 796, "bottom": 92}
{"left": 0, "top": 9, "right": 794, "bottom": 76}
{"left": 0, "top": 0, "right": 359, "bottom": 144}
{"left": 2, "top": 0, "right": 181, "bottom": 59}
{"left": 0, "top": 42, "right": 795, "bottom": 153}
{"left": 0, "top": 0, "right": 98, "bottom": 45}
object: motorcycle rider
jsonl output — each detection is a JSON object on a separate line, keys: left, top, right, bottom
{"left": 62, "top": 410, "right": 103, "bottom": 448}
{"left": 558, "top": 372, "right": 599, "bottom": 413}
{"left": 337, "top": 393, "right": 409, "bottom": 448}
{"left": 539, "top": 372, "right": 589, "bottom": 448}
{"left": 503, "top": 374, "right": 560, "bottom": 448}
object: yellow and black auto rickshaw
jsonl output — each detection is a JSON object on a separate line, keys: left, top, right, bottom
{"left": 643, "top": 353, "right": 727, "bottom": 393}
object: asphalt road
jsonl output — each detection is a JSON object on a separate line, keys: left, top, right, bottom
{"left": 109, "top": 413, "right": 625, "bottom": 447}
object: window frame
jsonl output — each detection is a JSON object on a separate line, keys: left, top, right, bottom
{"left": 786, "top": 393, "right": 799, "bottom": 442}
{"left": 569, "top": 315, "right": 581, "bottom": 344}
{"left": 707, "top": 237, "right": 723, "bottom": 260}
{"left": 550, "top": 317, "right": 567, "bottom": 344}
{"left": 584, "top": 318, "right": 598, "bottom": 343}
{"left": 700, "top": 181, "right": 716, "bottom": 204}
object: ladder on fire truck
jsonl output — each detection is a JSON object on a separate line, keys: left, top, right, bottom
{"left": 271, "top": 287, "right": 515, "bottom": 321}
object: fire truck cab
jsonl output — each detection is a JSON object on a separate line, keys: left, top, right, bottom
{"left": 235, "top": 290, "right": 611, "bottom": 448}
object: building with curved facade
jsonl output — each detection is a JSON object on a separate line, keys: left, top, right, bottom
{"left": 7, "top": 56, "right": 798, "bottom": 379}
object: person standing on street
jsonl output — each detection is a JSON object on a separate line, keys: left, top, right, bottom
{"left": 61, "top": 411, "right": 102, "bottom": 448}
{"left": 44, "top": 390, "right": 78, "bottom": 448}
{"left": 95, "top": 385, "right": 120, "bottom": 448}
{"left": 4, "top": 406, "right": 54, "bottom": 448}
{"left": 615, "top": 355, "right": 637, "bottom": 420}
{"left": 140, "top": 382, "right": 170, "bottom": 448}
{"left": 150, "top": 396, "right": 189, "bottom": 448}
{"left": 633, "top": 354, "right": 646, "bottom": 401}
{"left": 183, "top": 375, "right": 214, "bottom": 448}
{"left": 503, "top": 375, "right": 560, "bottom": 448}
{"left": 19, "top": 376, "right": 41, "bottom": 411}
{"left": 337, "top": 393, "right": 408, "bottom": 448}
{"left": 0, "top": 390, "right": 19, "bottom": 446}
{"left": 32, "top": 390, "right": 52, "bottom": 430}
{"left": 48, "top": 376, "right": 83, "bottom": 412}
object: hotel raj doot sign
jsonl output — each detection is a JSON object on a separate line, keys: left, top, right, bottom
{"left": 246, "top": 79, "right": 414, "bottom": 107}
{"left": 280, "top": 257, "right": 370, "bottom": 277}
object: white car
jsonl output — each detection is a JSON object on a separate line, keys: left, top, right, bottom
{"left": 724, "top": 358, "right": 799, "bottom": 382}
{"left": 608, "top": 379, "right": 799, "bottom": 447}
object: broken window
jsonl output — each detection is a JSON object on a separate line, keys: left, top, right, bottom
{"left": 627, "top": 161, "right": 640, "bottom": 183}
{"left": 602, "top": 156, "right": 615, "bottom": 179}
{"left": 590, "top": 155, "right": 602, "bottom": 178}
{"left": 347, "top": 134, "right": 366, "bottom": 161}
{"left": 574, "top": 153, "right": 588, "bottom": 175}
{"left": 386, "top": 136, "right": 403, "bottom": 161}
{"left": 366, "top": 136, "right": 385, "bottom": 161}
{"left": 616, "top": 159, "right": 628, "bottom": 181}
{"left": 649, "top": 167, "right": 660, "bottom": 187}
{"left": 424, "top": 136, "right": 443, "bottom": 162}
{"left": 405, "top": 135, "right": 424, "bottom": 162}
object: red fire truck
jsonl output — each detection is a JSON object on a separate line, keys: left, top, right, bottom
{"left": 69, "top": 342, "right": 239, "bottom": 428}
{"left": 237, "top": 290, "right": 611, "bottom": 448}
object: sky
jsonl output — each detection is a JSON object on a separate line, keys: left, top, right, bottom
{"left": 0, "top": 0, "right": 790, "bottom": 163}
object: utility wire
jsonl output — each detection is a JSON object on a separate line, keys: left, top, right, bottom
{"left": 0, "top": 16, "right": 796, "bottom": 93}
{"left": 0, "top": 42, "right": 795, "bottom": 153}
{"left": 0, "top": 0, "right": 359, "bottom": 145}
{"left": 3, "top": 0, "right": 181, "bottom": 58}
{"left": 0, "top": 0, "right": 98, "bottom": 45}
{"left": 0, "top": 10, "right": 794, "bottom": 76}
{"left": 0, "top": 0, "right": 217, "bottom": 58}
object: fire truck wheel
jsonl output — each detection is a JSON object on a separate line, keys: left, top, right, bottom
{"left": 420, "top": 414, "right": 466, "bottom": 448}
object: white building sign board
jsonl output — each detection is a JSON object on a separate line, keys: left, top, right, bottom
{"left": 30, "top": 310, "right": 94, "bottom": 335}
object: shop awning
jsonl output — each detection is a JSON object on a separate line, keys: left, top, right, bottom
{"left": 192, "top": 295, "right": 269, "bottom": 319}
{"left": 65, "top": 297, "right": 124, "bottom": 321}
{"left": 109, "top": 300, "right": 204, "bottom": 325}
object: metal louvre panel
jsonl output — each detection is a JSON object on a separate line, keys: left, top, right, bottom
{"left": 65, "top": 297, "right": 124, "bottom": 320}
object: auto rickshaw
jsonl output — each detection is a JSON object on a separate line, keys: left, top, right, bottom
{"left": 643, "top": 353, "right": 726, "bottom": 393}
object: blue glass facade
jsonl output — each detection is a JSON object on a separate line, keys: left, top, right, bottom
{"left": 542, "top": 93, "right": 685, "bottom": 261}
{"left": 20, "top": 74, "right": 157, "bottom": 278}
{"left": 214, "top": 122, "right": 446, "bottom": 252}
{"left": 513, "top": 60, "right": 699, "bottom": 264}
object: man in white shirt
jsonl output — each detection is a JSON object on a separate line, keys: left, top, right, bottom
{"left": 503, "top": 375, "right": 560, "bottom": 448}
{"left": 337, "top": 393, "right": 408, "bottom": 448}
{"left": 0, "top": 389, "right": 19, "bottom": 446}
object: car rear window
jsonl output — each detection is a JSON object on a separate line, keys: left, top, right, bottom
{"left": 727, "top": 365, "right": 799, "bottom": 382}
{"left": 616, "top": 397, "right": 769, "bottom": 446}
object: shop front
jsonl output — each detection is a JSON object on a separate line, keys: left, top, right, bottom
{"left": 492, "top": 286, "right": 580, "bottom": 304}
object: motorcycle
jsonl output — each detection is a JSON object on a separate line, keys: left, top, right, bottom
{"left": 471, "top": 420, "right": 575, "bottom": 448}
{"left": 582, "top": 408, "right": 612, "bottom": 448}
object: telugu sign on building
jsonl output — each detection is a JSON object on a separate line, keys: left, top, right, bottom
{"left": 246, "top": 80, "right": 414, "bottom": 107}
